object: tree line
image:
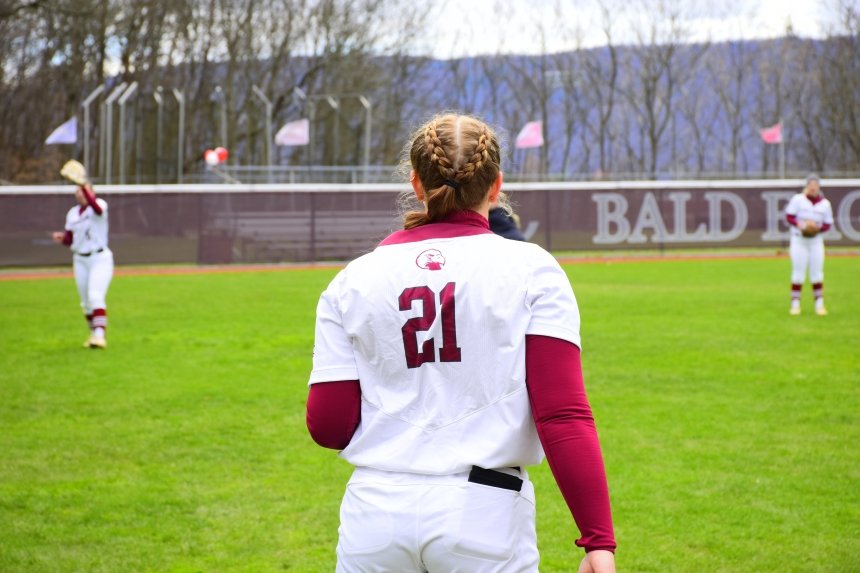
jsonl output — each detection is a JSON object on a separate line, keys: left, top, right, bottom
{"left": 1, "top": 0, "right": 857, "bottom": 184}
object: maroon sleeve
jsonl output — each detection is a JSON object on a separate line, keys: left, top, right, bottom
{"left": 786, "top": 213, "right": 798, "bottom": 226}
{"left": 306, "top": 380, "right": 361, "bottom": 450}
{"left": 80, "top": 185, "right": 103, "bottom": 215}
{"left": 820, "top": 222, "right": 831, "bottom": 232}
{"left": 62, "top": 230, "right": 73, "bottom": 246}
{"left": 526, "top": 334, "right": 616, "bottom": 553}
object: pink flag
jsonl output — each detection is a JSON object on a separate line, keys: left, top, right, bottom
{"left": 275, "top": 118, "right": 309, "bottom": 146}
{"left": 515, "top": 121, "right": 544, "bottom": 149}
{"left": 759, "top": 122, "right": 782, "bottom": 144}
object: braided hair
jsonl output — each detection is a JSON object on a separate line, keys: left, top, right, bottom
{"left": 402, "top": 114, "right": 502, "bottom": 230}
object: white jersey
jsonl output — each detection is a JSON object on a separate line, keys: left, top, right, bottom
{"left": 309, "top": 212, "right": 581, "bottom": 475}
{"left": 785, "top": 193, "right": 833, "bottom": 239}
{"left": 65, "top": 199, "right": 109, "bottom": 255}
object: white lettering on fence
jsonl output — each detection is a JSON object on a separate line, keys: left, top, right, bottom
{"left": 592, "top": 191, "right": 748, "bottom": 244}
{"left": 837, "top": 190, "right": 860, "bottom": 241}
{"left": 592, "top": 193, "right": 631, "bottom": 244}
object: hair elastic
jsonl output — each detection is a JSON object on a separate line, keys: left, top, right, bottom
{"left": 443, "top": 178, "right": 461, "bottom": 190}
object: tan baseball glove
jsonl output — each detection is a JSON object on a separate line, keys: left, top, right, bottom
{"left": 60, "top": 159, "right": 89, "bottom": 186}
{"left": 801, "top": 220, "right": 820, "bottom": 238}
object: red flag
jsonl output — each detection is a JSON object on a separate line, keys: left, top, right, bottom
{"left": 515, "top": 121, "right": 544, "bottom": 149}
{"left": 760, "top": 122, "right": 782, "bottom": 144}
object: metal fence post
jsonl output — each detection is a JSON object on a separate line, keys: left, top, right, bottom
{"left": 81, "top": 85, "right": 105, "bottom": 177}
{"left": 118, "top": 81, "right": 138, "bottom": 184}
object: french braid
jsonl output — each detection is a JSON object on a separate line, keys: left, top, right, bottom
{"left": 402, "top": 114, "right": 502, "bottom": 229}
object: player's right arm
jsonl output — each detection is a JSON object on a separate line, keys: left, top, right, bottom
{"left": 578, "top": 549, "right": 616, "bottom": 573}
{"left": 307, "top": 380, "right": 361, "bottom": 449}
{"left": 785, "top": 194, "right": 802, "bottom": 228}
{"left": 52, "top": 230, "right": 72, "bottom": 245}
{"left": 307, "top": 271, "right": 362, "bottom": 450}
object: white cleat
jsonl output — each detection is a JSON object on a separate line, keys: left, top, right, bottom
{"left": 789, "top": 305, "right": 801, "bottom": 316}
{"left": 86, "top": 336, "right": 107, "bottom": 349}
{"left": 815, "top": 305, "right": 828, "bottom": 316}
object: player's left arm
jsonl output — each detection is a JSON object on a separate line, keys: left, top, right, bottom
{"left": 526, "top": 334, "right": 616, "bottom": 554}
{"left": 820, "top": 201, "right": 834, "bottom": 233}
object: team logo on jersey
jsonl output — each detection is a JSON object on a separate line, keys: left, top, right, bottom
{"left": 416, "top": 249, "right": 446, "bottom": 270}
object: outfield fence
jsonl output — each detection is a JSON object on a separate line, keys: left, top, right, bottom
{"left": 2, "top": 179, "right": 859, "bottom": 267}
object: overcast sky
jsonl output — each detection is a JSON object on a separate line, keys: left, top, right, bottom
{"left": 422, "top": 0, "right": 838, "bottom": 59}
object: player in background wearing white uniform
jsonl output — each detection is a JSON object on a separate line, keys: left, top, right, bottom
{"left": 52, "top": 162, "right": 114, "bottom": 348}
{"left": 784, "top": 173, "right": 834, "bottom": 316}
{"left": 307, "top": 114, "right": 616, "bottom": 572}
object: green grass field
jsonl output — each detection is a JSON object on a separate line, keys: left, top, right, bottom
{"left": 1, "top": 256, "right": 858, "bottom": 572}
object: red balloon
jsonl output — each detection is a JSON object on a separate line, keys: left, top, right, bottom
{"left": 214, "top": 146, "right": 229, "bottom": 163}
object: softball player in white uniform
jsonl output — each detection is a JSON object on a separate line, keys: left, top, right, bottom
{"left": 784, "top": 174, "right": 834, "bottom": 315}
{"left": 307, "top": 114, "right": 615, "bottom": 573}
{"left": 52, "top": 184, "right": 114, "bottom": 348}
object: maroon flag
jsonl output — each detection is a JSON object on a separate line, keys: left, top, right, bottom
{"left": 759, "top": 122, "right": 782, "bottom": 144}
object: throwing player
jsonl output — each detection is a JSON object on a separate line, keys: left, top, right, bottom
{"left": 784, "top": 173, "right": 834, "bottom": 316}
{"left": 306, "top": 114, "right": 616, "bottom": 572}
{"left": 52, "top": 160, "right": 114, "bottom": 348}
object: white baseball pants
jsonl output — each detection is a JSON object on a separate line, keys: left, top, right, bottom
{"left": 336, "top": 466, "right": 539, "bottom": 572}
{"left": 789, "top": 235, "right": 824, "bottom": 284}
{"left": 73, "top": 248, "right": 114, "bottom": 314}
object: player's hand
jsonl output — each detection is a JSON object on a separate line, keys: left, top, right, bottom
{"left": 578, "top": 550, "right": 616, "bottom": 573}
{"left": 51, "top": 231, "right": 65, "bottom": 244}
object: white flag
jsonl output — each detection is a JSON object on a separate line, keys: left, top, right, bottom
{"left": 45, "top": 116, "right": 78, "bottom": 145}
{"left": 275, "top": 118, "right": 309, "bottom": 146}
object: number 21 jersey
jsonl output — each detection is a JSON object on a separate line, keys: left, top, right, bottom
{"left": 308, "top": 211, "right": 581, "bottom": 474}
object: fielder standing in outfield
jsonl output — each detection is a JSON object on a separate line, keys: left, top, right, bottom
{"left": 52, "top": 160, "right": 114, "bottom": 348}
{"left": 785, "top": 173, "right": 834, "bottom": 316}
{"left": 307, "top": 113, "right": 615, "bottom": 572}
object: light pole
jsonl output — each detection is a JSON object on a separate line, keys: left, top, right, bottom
{"left": 103, "top": 81, "right": 127, "bottom": 184}
{"left": 290, "top": 87, "right": 307, "bottom": 173}
{"left": 173, "top": 88, "right": 185, "bottom": 183}
{"left": 252, "top": 84, "right": 273, "bottom": 181}
{"left": 357, "top": 95, "right": 372, "bottom": 180}
{"left": 118, "top": 81, "right": 138, "bottom": 184}
{"left": 81, "top": 85, "right": 104, "bottom": 177}
{"left": 153, "top": 87, "right": 164, "bottom": 183}
{"left": 212, "top": 86, "right": 228, "bottom": 153}
{"left": 306, "top": 94, "right": 343, "bottom": 167}
{"left": 302, "top": 92, "right": 370, "bottom": 174}
{"left": 325, "top": 95, "right": 340, "bottom": 165}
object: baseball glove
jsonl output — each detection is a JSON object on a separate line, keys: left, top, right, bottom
{"left": 60, "top": 159, "right": 89, "bottom": 186}
{"left": 801, "top": 220, "right": 820, "bottom": 238}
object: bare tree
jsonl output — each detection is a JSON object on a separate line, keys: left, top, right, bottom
{"left": 751, "top": 34, "right": 797, "bottom": 176}
{"left": 619, "top": 0, "right": 710, "bottom": 177}
{"left": 578, "top": 0, "right": 619, "bottom": 177}
{"left": 708, "top": 35, "right": 757, "bottom": 175}
{"left": 817, "top": 0, "right": 860, "bottom": 171}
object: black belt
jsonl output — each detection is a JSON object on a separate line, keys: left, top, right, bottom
{"left": 76, "top": 248, "right": 105, "bottom": 257}
{"left": 468, "top": 466, "right": 523, "bottom": 492}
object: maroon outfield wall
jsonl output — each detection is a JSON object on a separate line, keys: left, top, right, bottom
{"left": 1, "top": 180, "right": 859, "bottom": 267}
